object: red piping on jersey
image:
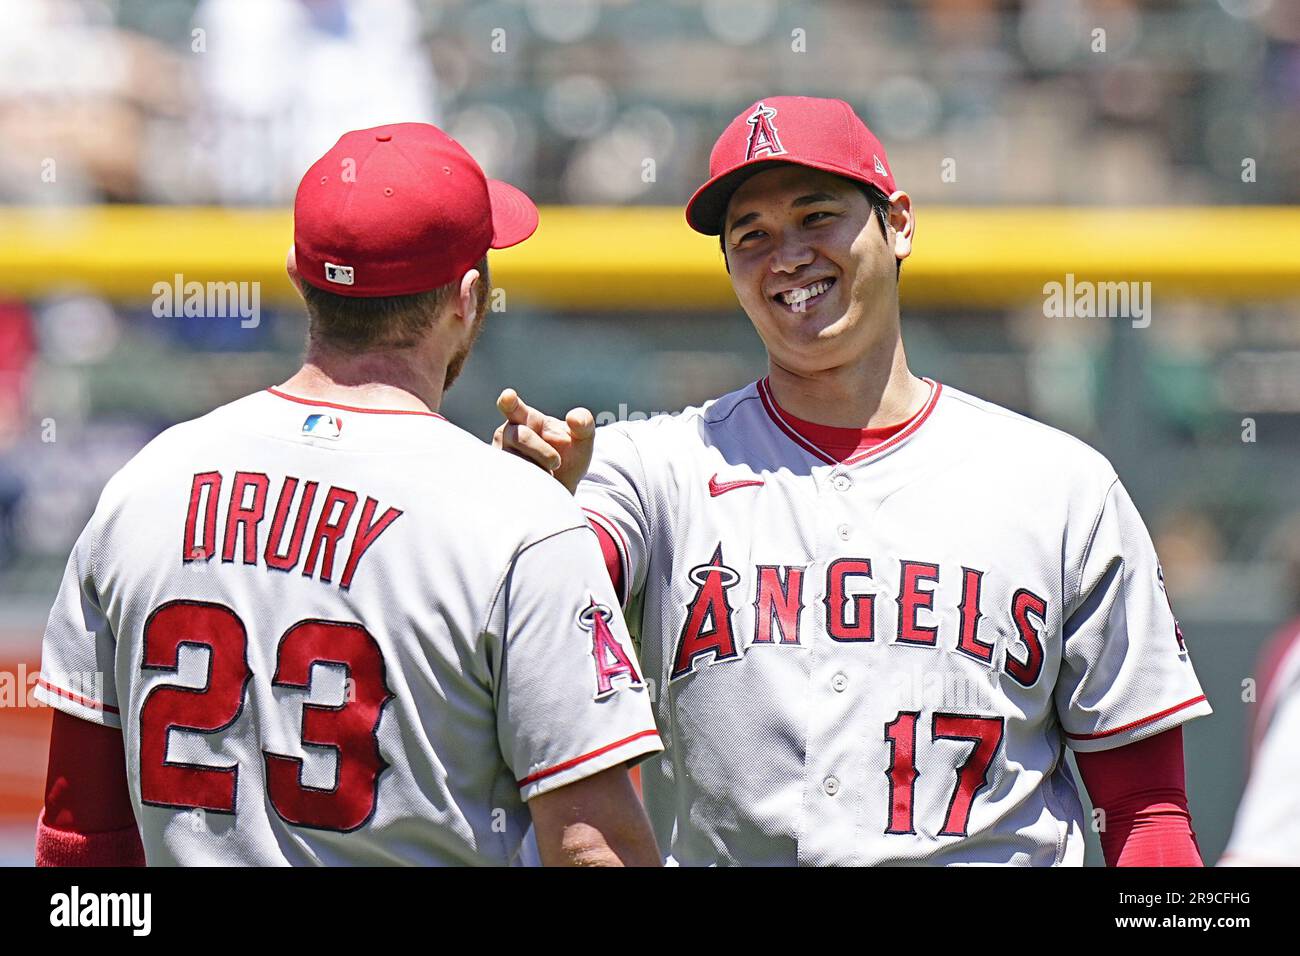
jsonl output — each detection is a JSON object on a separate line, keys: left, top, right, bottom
{"left": 266, "top": 387, "right": 446, "bottom": 420}
{"left": 1065, "top": 695, "right": 1207, "bottom": 740}
{"left": 37, "top": 677, "right": 120, "bottom": 715}
{"left": 757, "top": 377, "right": 942, "bottom": 466}
{"left": 517, "top": 729, "right": 661, "bottom": 788}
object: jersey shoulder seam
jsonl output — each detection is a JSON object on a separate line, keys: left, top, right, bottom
{"left": 701, "top": 390, "right": 762, "bottom": 426}
{"left": 1069, "top": 475, "right": 1122, "bottom": 615}
{"left": 940, "top": 387, "right": 1113, "bottom": 461}
{"left": 483, "top": 521, "right": 595, "bottom": 710}
{"left": 482, "top": 522, "right": 596, "bottom": 644}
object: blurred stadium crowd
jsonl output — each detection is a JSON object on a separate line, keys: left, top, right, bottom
{"left": 3, "top": 0, "right": 1300, "bottom": 207}
{"left": 0, "top": 0, "right": 1298, "bottom": 862}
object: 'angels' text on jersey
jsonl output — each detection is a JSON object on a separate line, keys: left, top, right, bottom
{"left": 670, "top": 542, "right": 1048, "bottom": 691}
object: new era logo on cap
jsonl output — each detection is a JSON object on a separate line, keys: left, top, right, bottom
{"left": 324, "top": 262, "right": 355, "bottom": 286}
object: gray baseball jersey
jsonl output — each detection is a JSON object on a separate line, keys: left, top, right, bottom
{"left": 578, "top": 377, "right": 1210, "bottom": 866}
{"left": 1221, "top": 624, "right": 1300, "bottom": 865}
{"left": 36, "top": 388, "right": 660, "bottom": 866}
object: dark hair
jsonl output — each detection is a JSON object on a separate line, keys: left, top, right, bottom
{"left": 719, "top": 179, "right": 901, "bottom": 279}
{"left": 300, "top": 256, "right": 489, "bottom": 353}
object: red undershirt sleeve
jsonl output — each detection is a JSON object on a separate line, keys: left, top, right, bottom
{"left": 37, "top": 709, "right": 145, "bottom": 866}
{"left": 587, "top": 517, "right": 625, "bottom": 601}
{"left": 1073, "top": 727, "right": 1202, "bottom": 867}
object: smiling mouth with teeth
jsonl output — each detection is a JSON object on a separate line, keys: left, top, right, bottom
{"left": 776, "top": 278, "right": 836, "bottom": 308}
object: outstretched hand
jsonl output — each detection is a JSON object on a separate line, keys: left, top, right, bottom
{"left": 492, "top": 388, "right": 596, "bottom": 495}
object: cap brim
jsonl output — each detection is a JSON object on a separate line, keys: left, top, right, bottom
{"left": 685, "top": 156, "right": 884, "bottom": 235}
{"left": 685, "top": 160, "right": 794, "bottom": 235}
{"left": 488, "top": 179, "right": 540, "bottom": 249}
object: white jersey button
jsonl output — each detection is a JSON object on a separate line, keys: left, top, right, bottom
{"left": 823, "top": 775, "right": 840, "bottom": 796}
{"left": 836, "top": 523, "right": 852, "bottom": 540}
{"left": 831, "top": 474, "right": 852, "bottom": 492}
{"left": 832, "top": 673, "right": 848, "bottom": 692}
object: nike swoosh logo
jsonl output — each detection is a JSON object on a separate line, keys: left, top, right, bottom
{"left": 708, "top": 474, "right": 766, "bottom": 497}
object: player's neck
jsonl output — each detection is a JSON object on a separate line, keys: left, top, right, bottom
{"left": 278, "top": 348, "right": 449, "bottom": 415}
{"left": 766, "top": 337, "right": 926, "bottom": 429}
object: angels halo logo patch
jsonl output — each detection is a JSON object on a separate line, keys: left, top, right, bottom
{"left": 577, "top": 598, "right": 643, "bottom": 699}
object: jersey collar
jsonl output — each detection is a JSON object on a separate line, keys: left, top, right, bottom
{"left": 266, "top": 387, "right": 446, "bottom": 420}
{"left": 756, "top": 377, "right": 942, "bottom": 467}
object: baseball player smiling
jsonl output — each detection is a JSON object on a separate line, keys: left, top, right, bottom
{"left": 495, "top": 96, "right": 1212, "bottom": 866}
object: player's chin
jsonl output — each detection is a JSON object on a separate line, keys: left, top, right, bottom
{"left": 770, "top": 301, "right": 852, "bottom": 345}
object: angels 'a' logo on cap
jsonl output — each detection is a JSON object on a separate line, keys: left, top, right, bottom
{"left": 745, "top": 102, "right": 786, "bottom": 160}
{"left": 874, "top": 154, "right": 887, "bottom": 176}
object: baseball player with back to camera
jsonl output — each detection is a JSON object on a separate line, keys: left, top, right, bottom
{"left": 496, "top": 96, "right": 1213, "bottom": 867}
{"left": 33, "top": 122, "right": 663, "bottom": 866}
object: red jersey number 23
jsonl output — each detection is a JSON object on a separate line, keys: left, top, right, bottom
{"left": 138, "top": 600, "right": 392, "bottom": 832}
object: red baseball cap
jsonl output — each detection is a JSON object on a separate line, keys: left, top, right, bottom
{"left": 294, "top": 122, "right": 539, "bottom": 297}
{"left": 685, "top": 96, "right": 897, "bottom": 235}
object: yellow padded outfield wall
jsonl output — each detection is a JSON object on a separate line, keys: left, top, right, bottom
{"left": 0, "top": 206, "right": 1297, "bottom": 308}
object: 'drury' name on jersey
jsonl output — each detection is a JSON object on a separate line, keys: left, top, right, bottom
{"left": 182, "top": 470, "right": 402, "bottom": 590}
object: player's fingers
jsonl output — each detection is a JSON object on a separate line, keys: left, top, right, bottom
{"left": 539, "top": 412, "right": 577, "bottom": 444}
{"left": 565, "top": 407, "right": 596, "bottom": 444}
{"left": 497, "top": 388, "right": 558, "bottom": 438}
{"left": 491, "top": 421, "right": 506, "bottom": 450}
{"left": 501, "top": 423, "right": 562, "bottom": 472}
{"left": 526, "top": 406, "right": 555, "bottom": 436}
{"left": 496, "top": 388, "right": 533, "bottom": 427}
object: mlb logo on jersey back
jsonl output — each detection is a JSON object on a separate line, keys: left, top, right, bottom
{"left": 302, "top": 414, "right": 343, "bottom": 440}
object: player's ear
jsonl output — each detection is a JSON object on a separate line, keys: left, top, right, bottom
{"left": 455, "top": 267, "right": 482, "bottom": 326}
{"left": 285, "top": 245, "right": 305, "bottom": 296}
{"left": 888, "top": 190, "right": 914, "bottom": 262}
